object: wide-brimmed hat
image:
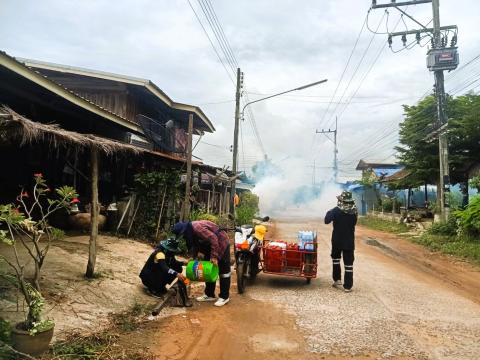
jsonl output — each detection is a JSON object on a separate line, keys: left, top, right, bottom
{"left": 337, "top": 191, "right": 354, "bottom": 203}
{"left": 159, "top": 237, "right": 181, "bottom": 254}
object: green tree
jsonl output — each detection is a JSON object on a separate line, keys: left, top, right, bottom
{"left": 395, "top": 94, "right": 480, "bottom": 188}
{"left": 395, "top": 95, "right": 439, "bottom": 187}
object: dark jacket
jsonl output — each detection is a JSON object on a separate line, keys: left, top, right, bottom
{"left": 139, "top": 249, "right": 183, "bottom": 293}
{"left": 324, "top": 206, "right": 358, "bottom": 250}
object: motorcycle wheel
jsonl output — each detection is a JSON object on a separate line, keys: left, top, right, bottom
{"left": 249, "top": 255, "right": 260, "bottom": 281}
{"left": 236, "top": 261, "right": 246, "bottom": 294}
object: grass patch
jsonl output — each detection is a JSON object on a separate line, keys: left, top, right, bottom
{"left": 357, "top": 216, "right": 410, "bottom": 234}
{"left": 85, "top": 269, "right": 115, "bottom": 281}
{"left": 110, "top": 302, "right": 150, "bottom": 332}
{"left": 412, "top": 233, "right": 480, "bottom": 265}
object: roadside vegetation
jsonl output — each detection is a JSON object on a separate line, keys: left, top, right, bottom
{"left": 357, "top": 216, "right": 410, "bottom": 234}
{"left": 359, "top": 196, "right": 480, "bottom": 265}
{"left": 235, "top": 192, "right": 259, "bottom": 225}
{"left": 413, "top": 195, "right": 480, "bottom": 265}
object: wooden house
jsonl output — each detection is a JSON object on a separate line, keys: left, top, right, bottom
{"left": 0, "top": 51, "right": 215, "bottom": 209}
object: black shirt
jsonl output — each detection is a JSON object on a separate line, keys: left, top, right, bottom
{"left": 324, "top": 206, "right": 358, "bottom": 250}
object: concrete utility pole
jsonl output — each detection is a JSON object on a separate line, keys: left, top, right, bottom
{"left": 371, "top": 0, "right": 458, "bottom": 221}
{"left": 316, "top": 117, "right": 338, "bottom": 183}
{"left": 432, "top": 0, "right": 451, "bottom": 220}
{"left": 230, "top": 68, "right": 242, "bottom": 217}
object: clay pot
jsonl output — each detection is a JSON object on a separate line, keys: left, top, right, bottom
{"left": 68, "top": 212, "right": 106, "bottom": 231}
{"left": 11, "top": 323, "right": 54, "bottom": 357}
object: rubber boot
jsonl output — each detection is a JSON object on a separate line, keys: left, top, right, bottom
{"left": 178, "top": 282, "right": 192, "bottom": 307}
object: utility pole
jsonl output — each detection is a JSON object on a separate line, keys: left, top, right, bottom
{"left": 432, "top": 0, "right": 450, "bottom": 220}
{"left": 316, "top": 117, "right": 338, "bottom": 183}
{"left": 371, "top": 0, "right": 458, "bottom": 221}
{"left": 230, "top": 68, "right": 242, "bottom": 217}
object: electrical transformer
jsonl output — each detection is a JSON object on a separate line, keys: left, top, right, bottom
{"left": 426, "top": 47, "right": 459, "bottom": 71}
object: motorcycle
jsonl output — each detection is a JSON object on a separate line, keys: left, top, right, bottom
{"left": 234, "top": 216, "right": 269, "bottom": 294}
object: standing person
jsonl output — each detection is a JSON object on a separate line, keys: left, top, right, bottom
{"left": 139, "top": 238, "right": 191, "bottom": 306}
{"left": 324, "top": 191, "right": 358, "bottom": 292}
{"left": 173, "top": 220, "right": 231, "bottom": 307}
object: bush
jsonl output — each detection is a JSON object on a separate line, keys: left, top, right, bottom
{"left": 189, "top": 209, "right": 218, "bottom": 223}
{"left": 235, "top": 192, "right": 259, "bottom": 225}
{"left": 236, "top": 205, "right": 257, "bottom": 226}
{"left": 0, "top": 318, "right": 11, "bottom": 344}
{"left": 381, "top": 198, "right": 394, "bottom": 212}
{"left": 239, "top": 192, "right": 259, "bottom": 210}
{"left": 447, "top": 191, "right": 463, "bottom": 210}
{"left": 470, "top": 175, "right": 480, "bottom": 192}
{"left": 132, "top": 171, "right": 181, "bottom": 240}
{"left": 455, "top": 195, "right": 480, "bottom": 237}
{"left": 429, "top": 216, "right": 458, "bottom": 236}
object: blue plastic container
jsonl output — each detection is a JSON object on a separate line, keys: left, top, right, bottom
{"left": 297, "top": 231, "right": 316, "bottom": 251}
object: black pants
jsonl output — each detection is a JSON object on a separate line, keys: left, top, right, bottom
{"left": 331, "top": 248, "right": 355, "bottom": 290}
{"left": 205, "top": 244, "right": 231, "bottom": 300}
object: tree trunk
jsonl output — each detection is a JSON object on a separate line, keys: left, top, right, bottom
{"left": 86, "top": 147, "right": 99, "bottom": 278}
{"left": 33, "top": 261, "right": 41, "bottom": 291}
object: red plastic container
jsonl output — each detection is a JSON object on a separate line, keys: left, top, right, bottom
{"left": 264, "top": 243, "right": 285, "bottom": 272}
{"left": 285, "top": 243, "right": 301, "bottom": 268}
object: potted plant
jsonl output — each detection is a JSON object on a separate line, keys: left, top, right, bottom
{"left": 0, "top": 173, "right": 77, "bottom": 356}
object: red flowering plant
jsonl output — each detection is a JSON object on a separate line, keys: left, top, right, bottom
{"left": 0, "top": 175, "right": 77, "bottom": 334}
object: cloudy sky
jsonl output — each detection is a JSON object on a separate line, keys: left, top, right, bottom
{"left": 1, "top": 0, "right": 479, "bottom": 182}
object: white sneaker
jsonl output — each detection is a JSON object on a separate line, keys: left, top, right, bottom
{"left": 332, "top": 280, "right": 342, "bottom": 289}
{"left": 214, "top": 297, "right": 230, "bottom": 307}
{"left": 344, "top": 288, "right": 353, "bottom": 293}
{"left": 196, "top": 294, "right": 217, "bottom": 302}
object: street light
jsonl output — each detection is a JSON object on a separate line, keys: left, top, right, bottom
{"left": 231, "top": 77, "right": 328, "bottom": 216}
{"left": 240, "top": 79, "right": 328, "bottom": 120}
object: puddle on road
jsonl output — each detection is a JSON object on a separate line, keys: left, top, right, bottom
{"left": 249, "top": 333, "right": 299, "bottom": 352}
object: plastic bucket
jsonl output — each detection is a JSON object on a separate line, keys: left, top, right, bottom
{"left": 186, "top": 260, "right": 219, "bottom": 282}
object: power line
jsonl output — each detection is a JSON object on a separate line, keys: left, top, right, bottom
{"left": 203, "top": 0, "right": 239, "bottom": 67}
{"left": 330, "top": 7, "right": 410, "bottom": 129}
{"left": 322, "top": 10, "right": 388, "bottom": 131}
{"left": 186, "top": 0, "right": 235, "bottom": 86}
{"left": 315, "top": 12, "right": 368, "bottom": 132}
{"left": 197, "top": 0, "right": 237, "bottom": 74}
{"left": 189, "top": 0, "right": 267, "bottom": 162}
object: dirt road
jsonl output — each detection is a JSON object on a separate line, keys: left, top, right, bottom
{"left": 146, "top": 216, "right": 480, "bottom": 359}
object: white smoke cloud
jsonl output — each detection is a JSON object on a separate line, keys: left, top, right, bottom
{"left": 252, "top": 157, "right": 342, "bottom": 218}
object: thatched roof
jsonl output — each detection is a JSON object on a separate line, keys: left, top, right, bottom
{"left": 0, "top": 106, "right": 144, "bottom": 155}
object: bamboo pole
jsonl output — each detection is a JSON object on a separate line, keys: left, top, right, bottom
{"left": 155, "top": 187, "right": 167, "bottom": 240}
{"left": 127, "top": 199, "right": 141, "bottom": 237}
{"left": 86, "top": 147, "right": 99, "bottom": 278}
{"left": 207, "top": 190, "right": 211, "bottom": 213}
{"left": 223, "top": 184, "right": 228, "bottom": 214}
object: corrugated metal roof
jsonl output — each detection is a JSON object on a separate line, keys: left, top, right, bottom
{"left": 17, "top": 57, "right": 215, "bottom": 133}
{"left": 0, "top": 51, "right": 141, "bottom": 132}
